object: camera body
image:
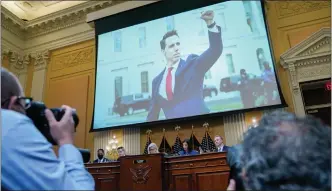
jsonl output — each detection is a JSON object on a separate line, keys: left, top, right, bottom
{"left": 25, "top": 101, "right": 79, "bottom": 145}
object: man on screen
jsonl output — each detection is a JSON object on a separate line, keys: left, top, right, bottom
{"left": 147, "top": 10, "right": 223, "bottom": 121}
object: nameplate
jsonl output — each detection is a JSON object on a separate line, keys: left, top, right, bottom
{"left": 133, "top": 159, "right": 147, "bottom": 164}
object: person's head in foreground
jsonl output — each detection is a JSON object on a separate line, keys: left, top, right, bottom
{"left": 117, "top": 146, "right": 126, "bottom": 157}
{"left": 1, "top": 68, "right": 28, "bottom": 114}
{"left": 233, "top": 111, "right": 331, "bottom": 190}
{"left": 148, "top": 143, "right": 159, "bottom": 154}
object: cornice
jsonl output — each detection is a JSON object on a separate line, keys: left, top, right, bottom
{"left": 1, "top": 6, "right": 26, "bottom": 26}
{"left": 1, "top": 1, "right": 120, "bottom": 40}
{"left": 280, "top": 28, "right": 331, "bottom": 68}
{"left": 25, "top": 28, "right": 95, "bottom": 55}
{"left": 1, "top": 7, "right": 26, "bottom": 39}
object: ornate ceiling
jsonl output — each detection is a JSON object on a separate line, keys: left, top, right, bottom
{"left": 1, "top": 1, "right": 87, "bottom": 21}
{"left": 1, "top": 1, "right": 116, "bottom": 40}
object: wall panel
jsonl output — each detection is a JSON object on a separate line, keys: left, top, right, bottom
{"left": 44, "top": 40, "right": 96, "bottom": 152}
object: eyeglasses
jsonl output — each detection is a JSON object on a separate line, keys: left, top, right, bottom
{"left": 1, "top": 96, "right": 33, "bottom": 110}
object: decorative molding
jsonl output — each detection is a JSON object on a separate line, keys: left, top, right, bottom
{"left": 298, "top": 37, "right": 330, "bottom": 57}
{"left": 280, "top": 28, "right": 331, "bottom": 68}
{"left": 32, "top": 51, "right": 50, "bottom": 71}
{"left": 1, "top": 46, "right": 30, "bottom": 72}
{"left": 51, "top": 47, "right": 94, "bottom": 71}
{"left": 297, "top": 64, "right": 331, "bottom": 82}
{"left": 277, "top": 1, "right": 331, "bottom": 18}
{"left": 288, "top": 62, "right": 299, "bottom": 92}
{"left": 24, "top": 29, "right": 95, "bottom": 56}
{"left": 1, "top": 45, "right": 50, "bottom": 71}
{"left": 1, "top": 12, "right": 26, "bottom": 39}
{"left": 1, "top": 1, "right": 119, "bottom": 40}
{"left": 86, "top": 1, "right": 157, "bottom": 23}
{"left": 280, "top": 28, "right": 331, "bottom": 116}
{"left": 296, "top": 55, "right": 330, "bottom": 68}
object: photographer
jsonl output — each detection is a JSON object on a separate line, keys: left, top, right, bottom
{"left": 1, "top": 68, "right": 95, "bottom": 190}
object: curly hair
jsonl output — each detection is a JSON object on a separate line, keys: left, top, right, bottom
{"left": 240, "top": 111, "right": 331, "bottom": 190}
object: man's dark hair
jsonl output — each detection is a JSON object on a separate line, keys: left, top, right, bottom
{"left": 117, "top": 146, "right": 124, "bottom": 150}
{"left": 160, "top": 30, "right": 179, "bottom": 50}
{"left": 1, "top": 68, "right": 21, "bottom": 107}
{"left": 97, "top": 149, "right": 104, "bottom": 153}
{"left": 240, "top": 111, "right": 331, "bottom": 190}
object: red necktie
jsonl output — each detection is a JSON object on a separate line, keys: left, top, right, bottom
{"left": 166, "top": 67, "right": 174, "bottom": 100}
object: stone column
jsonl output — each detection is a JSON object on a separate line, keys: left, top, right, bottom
{"left": 30, "top": 50, "right": 50, "bottom": 102}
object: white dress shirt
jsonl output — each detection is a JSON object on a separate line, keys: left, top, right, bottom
{"left": 1, "top": 109, "right": 95, "bottom": 190}
{"left": 158, "top": 25, "right": 219, "bottom": 99}
{"left": 97, "top": 158, "right": 107, "bottom": 163}
{"left": 218, "top": 145, "right": 224, "bottom": 152}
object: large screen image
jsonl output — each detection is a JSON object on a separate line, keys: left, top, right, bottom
{"left": 93, "top": 1, "right": 282, "bottom": 129}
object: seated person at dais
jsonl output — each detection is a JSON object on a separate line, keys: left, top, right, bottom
{"left": 179, "top": 139, "right": 199, "bottom": 156}
{"left": 214, "top": 135, "right": 229, "bottom": 152}
{"left": 93, "top": 149, "right": 111, "bottom": 163}
{"left": 147, "top": 143, "right": 159, "bottom": 154}
{"left": 116, "top": 146, "right": 126, "bottom": 161}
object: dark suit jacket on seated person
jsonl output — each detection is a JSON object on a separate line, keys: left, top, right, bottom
{"left": 215, "top": 145, "right": 229, "bottom": 152}
{"left": 146, "top": 25, "right": 223, "bottom": 121}
{"left": 179, "top": 150, "right": 199, "bottom": 156}
{"left": 93, "top": 157, "right": 111, "bottom": 163}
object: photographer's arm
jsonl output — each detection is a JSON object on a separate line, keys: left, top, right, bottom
{"left": 1, "top": 118, "right": 94, "bottom": 190}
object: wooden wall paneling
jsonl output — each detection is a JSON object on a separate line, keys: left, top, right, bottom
{"left": 44, "top": 40, "right": 96, "bottom": 152}
{"left": 97, "top": 174, "right": 119, "bottom": 191}
{"left": 46, "top": 71, "right": 92, "bottom": 148}
{"left": 195, "top": 171, "right": 229, "bottom": 191}
{"left": 173, "top": 174, "right": 192, "bottom": 191}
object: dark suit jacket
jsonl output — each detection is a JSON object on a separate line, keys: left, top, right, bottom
{"left": 215, "top": 145, "right": 229, "bottom": 152}
{"left": 93, "top": 157, "right": 111, "bottom": 163}
{"left": 147, "top": 26, "right": 223, "bottom": 121}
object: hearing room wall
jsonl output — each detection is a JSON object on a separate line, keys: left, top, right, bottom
{"left": 1, "top": 1, "right": 330, "bottom": 155}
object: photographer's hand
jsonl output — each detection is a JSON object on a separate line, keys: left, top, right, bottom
{"left": 227, "top": 179, "right": 236, "bottom": 190}
{"left": 45, "top": 105, "right": 75, "bottom": 146}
